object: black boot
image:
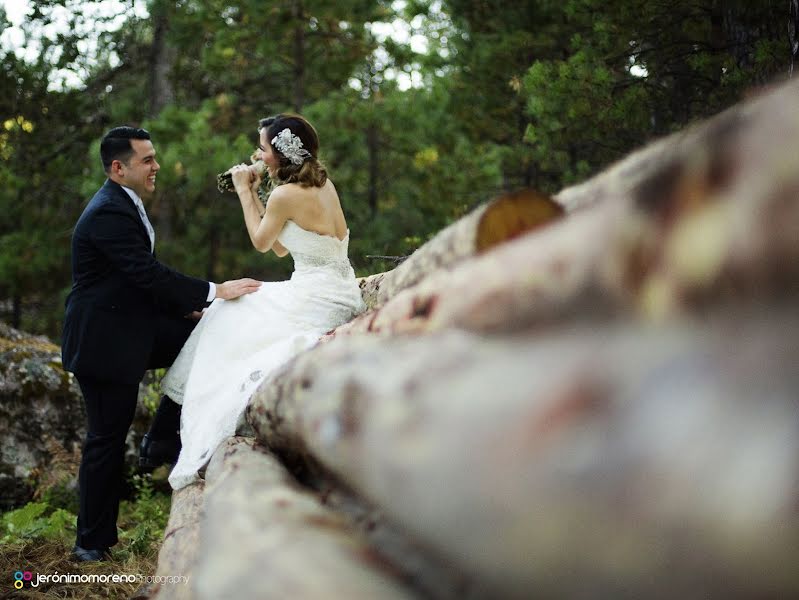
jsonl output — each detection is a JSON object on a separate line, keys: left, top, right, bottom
{"left": 139, "top": 395, "right": 182, "bottom": 471}
{"left": 138, "top": 433, "right": 181, "bottom": 471}
{"left": 72, "top": 545, "right": 111, "bottom": 562}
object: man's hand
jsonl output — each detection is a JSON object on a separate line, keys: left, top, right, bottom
{"left": 215, "top": 278, "right": 262, "bottom": 300}
{"left": 184, "top": 309, "right": 205, "bottom": 321}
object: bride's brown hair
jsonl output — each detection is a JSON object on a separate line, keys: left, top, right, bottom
{"left": 259, "top": 113, "right": 328, "bottom": 188}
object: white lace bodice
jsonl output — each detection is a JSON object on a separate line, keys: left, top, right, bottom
{"left": 277, "top": 220, "right": 353, "bottom": 277}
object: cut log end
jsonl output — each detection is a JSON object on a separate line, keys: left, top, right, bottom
{"left": 475, "top": 189, "right": 565, "bottom": 253}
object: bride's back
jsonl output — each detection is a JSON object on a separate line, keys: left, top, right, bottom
{"left": 279, "top": 180, "right": 348, "bottom": 241}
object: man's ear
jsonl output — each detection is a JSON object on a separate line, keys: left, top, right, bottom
{"left": 111, "top": 159, "right": 124, "bottom": 177}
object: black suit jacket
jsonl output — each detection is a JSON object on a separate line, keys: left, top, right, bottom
{"left": 62, "top": 180, "right": 209, "bottom": 384}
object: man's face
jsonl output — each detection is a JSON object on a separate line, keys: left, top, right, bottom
{"left": 117, "top": 138, "right": 160, "bottom": 197}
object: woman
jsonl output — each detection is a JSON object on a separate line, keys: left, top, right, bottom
{"left": 162, "top": 114, "right": 365, "bottom": 490}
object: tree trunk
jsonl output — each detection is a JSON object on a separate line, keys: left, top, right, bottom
{"left": 148, "top": 0, "right": 175, "bottom": 118}
{"left": 358, "top": 189, "right": 564, "bottom": 309}
{"left": 188, "top": 437, "right": 415, "bottom": 600}
{"left": 206, "top": 222, "right": 219, "bottom": 283}
{"left": 791, "top": 0, "right": 799, "bottom": 77}
{"left": 247, "top": 319, "right": 799, "bottom": 599}
{"left": 11, "top": 294, "right": 21, "bottom": 329}
{"left": 366, "top": 122, "right": 379, "bottom": 216}
{"left": 292, "top": 0, "right": 305, "bottom": 113}
{"left": 148, "top": 0, "right": 175, "bottom": 242}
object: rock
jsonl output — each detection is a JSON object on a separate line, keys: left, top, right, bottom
{"left": 0, "top": 321, "right": 154, "bottom": 510}
{"left": 0, "top": 321, "right": 84, "bottom": 510}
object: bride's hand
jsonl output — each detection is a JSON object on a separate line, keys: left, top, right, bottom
{"left": 248, "top": 165, "right": 262, "bottom": 196}
{"left": 230, "top": 164, "right": 252, "bottom": 193}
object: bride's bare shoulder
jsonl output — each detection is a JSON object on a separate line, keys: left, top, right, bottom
{"left": 324, "top": 178, "right": 338, "bottom": 196}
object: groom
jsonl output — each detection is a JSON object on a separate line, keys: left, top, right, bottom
{"left": 62, "top": 126, "right": 260, "bottom": 562}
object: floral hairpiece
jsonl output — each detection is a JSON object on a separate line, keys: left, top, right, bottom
{"left": 271, "top": 128, "right": 312, "bottom": 165}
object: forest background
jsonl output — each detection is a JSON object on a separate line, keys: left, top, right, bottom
{"left": 0, "top": 0, "right": 790, "bottom": 341}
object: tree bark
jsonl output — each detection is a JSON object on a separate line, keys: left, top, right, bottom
{"left": 148, "top": 0, "right": 175, "bottom": 118}
{"left": 791, "top": 0, "right": 799, "bottom": 77}
{"left": 292, "top": 0, "right": 306, "bottom": 113}
{"left": 188, "top": 437, "right": 415, "bottom": 600}
{"left": 152, "top": 482, "right": 204, "bottom": 600}
{"left": 11, "top": 294, "right": 21, "bottom": 329}
{"left": 148, "top": 0, "right": 175, "bottom": 241}
{"left": 206, "top": 221, "right": 219, "bottom": 283}
{"left": 248, "top": 319, "right": 799, "bottom": 599}
{"left": 366, "top": 122, "right": 379, "bottom": 217}
{"left": 358, "top": 189, "right": 564, "bottom": 309}
{"left": 337, "top": 205, "right": 615, "bottom": 337}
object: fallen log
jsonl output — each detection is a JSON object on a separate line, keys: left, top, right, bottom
{"left": 358, "top": 189, "right": 563, "bottom": 309}
{"left": 249, "top": 315, "right": 799, "bottom": 598}
{"left": 335, "top": 78, "right": 799, "bottom": 336}
{"left": 331, "top": 204, "right": 616, "bottom": 337}
{"left": 189, "top": 437, "right": 415, "bottom": 600}
{"left": 151, "top": 482, "right": 205, "bottom": 600}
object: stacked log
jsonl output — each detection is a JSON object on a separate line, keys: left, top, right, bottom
{"left": 168, "top": 437, "right": 414, "bottom": 600}
{"left": 358, "top": 189, "right": 564, "bottom": 310}
{"left": 151, "top": 482, "right": 205, "bottom": 600}
{"left": 154, "top": 78, "right": 799, "bottom": 599}
{"left": 252, "top": 78, "right": 799, "bottom": 597}
{"left": 249, "top": 314, "right": 799, "bottom": 598}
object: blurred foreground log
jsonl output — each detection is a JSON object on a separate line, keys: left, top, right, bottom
{"left": 152, "top": 482, "right": 204, "bottom": 600}
{"left": 339, "top": 77, "right": 799, "bottom": 337}
{"left": 358, "top": 190, "right": 563, "bottom": 309}
{"left": 250, "top": 315, "right": 799, "bottom": 599}
{"left": 187, "top": 437, "right": 414, "bottom": 600}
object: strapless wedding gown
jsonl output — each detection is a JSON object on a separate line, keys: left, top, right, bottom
{"left": 163, "top": 220, "right": 366, "bottom": 489}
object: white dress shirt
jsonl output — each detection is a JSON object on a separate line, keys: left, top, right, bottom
{"left": 121, "top": 185, "right": 215, "bottom": 301}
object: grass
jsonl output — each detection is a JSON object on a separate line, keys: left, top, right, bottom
{"left": 0, "top": 472, "right": 174, "bottom": 599}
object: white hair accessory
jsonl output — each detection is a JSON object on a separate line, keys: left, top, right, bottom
{"left": 271, "top": 128, "right": 312, "bottom": 165}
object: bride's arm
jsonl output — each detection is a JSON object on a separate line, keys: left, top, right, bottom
{"left": 231, "top": 165, "right": 290, "bottom": 253}
{"left": 271, "top": 238, "right": 289, "bottom": 257}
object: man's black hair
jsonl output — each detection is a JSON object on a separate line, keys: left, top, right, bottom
{"left": 100, "top": 126, "right": 151, "bottom": 173}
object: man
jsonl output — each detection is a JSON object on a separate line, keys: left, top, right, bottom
{"left": 61, "top": 126, "right": 260, "bottom": 562}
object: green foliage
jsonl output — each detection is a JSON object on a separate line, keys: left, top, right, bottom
{"left": 521, "top": 0, "right": 784, "bottom": 188}
{"left": 40, "top": 481, "right": 80, "bottom": 516}
{"left": 0, "top": 479, "right": 170, "bottom": 560}
{"left": 140, "top": 368, "right": 167, "bottom": 415}
{"left": 118, "top": 474, "right": 170, "bottom": 557}
{"left": 0, "top": 502, "right": 74, "bottom": 545}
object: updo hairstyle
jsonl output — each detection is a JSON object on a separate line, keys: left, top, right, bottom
{"left": 259, "top": 113, "right": 328, "bottom": 188}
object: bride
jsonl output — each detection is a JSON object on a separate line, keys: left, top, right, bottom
{"left": 160, "top": 113, "right": 365, "bottom": 490}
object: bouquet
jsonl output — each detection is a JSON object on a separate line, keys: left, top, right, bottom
{"left": 217, "top": 158, "right": 270, "bottom": 207}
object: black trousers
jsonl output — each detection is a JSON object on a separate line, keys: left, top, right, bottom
{"left": 74, "top": 314, "right": 196, "bottom": 550}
